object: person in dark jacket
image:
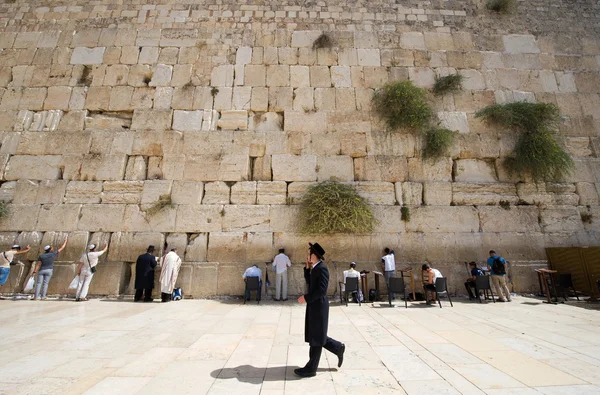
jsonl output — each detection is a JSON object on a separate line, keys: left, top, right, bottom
{"left": 294, "top": 242, "right": 345, "bottom": 378}
{"left": 134, "top": 245, "right": 157, "bottom": 302}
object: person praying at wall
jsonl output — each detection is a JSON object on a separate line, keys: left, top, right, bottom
{"left": 159, "top": 248, "right": 182, "bottom": 302}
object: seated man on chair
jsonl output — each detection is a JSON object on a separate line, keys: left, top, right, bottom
{"left": 242, "top": 264, "right": 262, "bottom": 301}
{"left": 343, "top": 262, "right": 363, "bottom": 303}
{"left": 464, "top": 262, "right": 484, "bottom": 300}
{"left": 422, "top": 263, "right": 443, "bottom": 305}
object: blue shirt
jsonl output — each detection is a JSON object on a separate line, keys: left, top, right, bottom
{"left": 487, "top": 255, "right": 507, "bottom": 276}
{"left": 471, "top": 268, "right": 484, "bottom": 277}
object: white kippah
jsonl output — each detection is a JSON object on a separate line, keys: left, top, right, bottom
{"left": 44, "top": 245, "right": 51, "bottom": 251}
{"left": 89, "top": 244, "right": 96, "bottom": 250}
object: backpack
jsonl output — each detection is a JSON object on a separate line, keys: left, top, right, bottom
{"left": 368, "top": 289, "right": 376, "bottom": 302}
{"left": 492, "top": 257, "right": 506, "bottom": 275}
{"left": 172, "top": 288, "right": 183, "bottom": 301}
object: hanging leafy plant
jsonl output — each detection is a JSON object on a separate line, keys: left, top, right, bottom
{"left": 372, "top": 81, "right": 433, "bottom": 131}
{"left": 432, "top": 74, "right": 464, "bottom": 96}
{"left": 299, "top": 181, "right": 377, "bottom": 234}
{"left": 423, "top": 128, "right": 456, "bottom": 159}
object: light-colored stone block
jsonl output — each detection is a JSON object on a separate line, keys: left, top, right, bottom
{"left": 503, "top": 34, "right": 540, "bottom": 54}
{"left": 208, "top": 232, "right": 272, "bottom": 264}
{"left": 357, "top": 49, "right": 381, "bottom": 67}
{"left": 310, "top": 66, "right": 332, "bottom": 88}
{"left": 211, "top": 64, "right": 234, "bottom": 87}
{"left": 272, "top": 154, "right": 317, "bottom": 182}
{"left": 400, "top": 32, "right": 426, "bottom": 50}
{"left": 65, "top": 181, "right": 103, "bottom": 204}
{"left": 173, "top": 110, "right": 203, "bottom": 132}
{"left": 171, "top": 180, "right": 203, "bottom": 205}
{"left": 217, "top": 110, "right": 248, "bottom": 130}
{"left": 437, "top": 112, "right": 469, "bottom": 134}
{"left": 409, "top": 67, "right": 435, "bottom": 87}
{"left": 290, "top": 65, "right": 310, "bottom": 88}
{"left": 291, "top": 31, "right": 323, "bottom": 48}
{"left": 222, "top": 205, "right": 270, "bottom": 232}
{"left": 231, "top": 181, "right": 257, "bottom": 204}
{"left": 202, "top": 181, "right": 230, "bottom": 204}
{"left": 540, "top": 206, "right": 585, "bottom": 233}
{"left": 236, "top": 47, "right": 252, "bottom": 65}
{"left": 454, "top": 159, "right": 497, "bottom": 183}
{"left": 407, "top": 158, "right": 453, "bottom": 182}
{"left": 406, "top": 206, "right": 479, "bottom": 233}
{"left": 4, "top": 155, "right": 62, "bottom": 181}
{"left": 77, "top": 204, "right": 126, "bottom": 232}
{"left": 423, "top": 182, "right": 452, "bottom": 206}
{"left": 37, "top": 204, "right": 81, "bottom": 231}
{"left": 576, "top": 182, "right": 599, "bottom": 205}
{"left": 266, "top": 65, "right": 290, "bottom": 87}
{"left": 149, "top": 64, "right": 172, "bottom": 87}
{"left": 131, "top": 109, "right": 172, "bottom": 131}
{"left": 452, "top": 182, "right": 518, "bottom": 206}
{"left": 400, "top": 182, "right": 423, "bottom": 206}
{"left": 80, "top": 154, "right": 127, "bottom": 181}
{"left": 354, "top": 156, "right": 408, "bottom": 183}
{"left": 175, "top": 205, "right": 223, "bottom": 232}
{"left": 256, "top": 181, "right": 287, "bottom": 205}
{"left": 70, "top": 47, "right": 105, "bottom": 65}
{"left": 355, "top": 181, "right": 396, "bottom": 205}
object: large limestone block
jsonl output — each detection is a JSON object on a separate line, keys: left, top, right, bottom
{"left": 286, "top": 182, "right": 316, "bottom": 205}
{"left": 70, "top": 47, "right": 105, "bottom": 64}
{"left": 0, "top": 181, "right": 15, "bottom": 202}
{"left": 423, "top": 182, "right": 452, "bottom": 206}
{"left": 354, "top": 156, "right": 408, "bottom": 183}
{"left": 269, "top": 206, "right": 300, "bottom": 232}
{"left": 272, "top": 154, "right": 317, "bottom": 182}
{"left": 257, "top": 181, "right": 286, "bottom": 205}
{"left": 400, "top": 182, "right": 423, "bottom": 206}
{"left": 291, "top": 31, "right": 323, "bottom": 48}
{"left": 131, "top": 109, "right": 172, "bottom": 131}
{"left": 408, "top": 158, "right": 452, "bottom": 182}
{"left": 16, "top": 131, "right": 90, "bottom": 155}
{"left": 65, "top": 181, "right": 102, "bottom": 203}
{"left": 108, "top": 232, "right": 164, "bottom": 262}
{"left": 516, "top": 183, "right": 553, "bottom": 205}
{"left": 37, "top": 204, "right": 81, "bottom": 231}
{"left": 222, "top": 205, "right": 270, "bottom": 232}
{"left": 0, "top": 204, "right": 40, "bottom": 231}
{"left": 400, "top": 32, "right": 426, "bottom": 50}
{"left": 13, "top": 231, "right": 43, "bottom": 261}
{"left": 184, "top": 155, "right": 250, "bottom": 182}
{"left": 4, "top": 155, "right": 61, "bottom": 181}
{"left": 231, "top": 181, "right": 257, "bottom": 204}
{"left": 125, "top": 204, "right": 176, "bottom": 232}
{"left": 41, "top": 231, "right": 89, "bottom": 263}
{"left": 217, "top": 110, "right": 248, "bottom": 130}
{"left": 454, "top": 159, "right": 497, "bottom": 183}
{"left": 77, "top": 204, "right": 126, "bottom": 232}
{"left": 202, "top": 181, "right": 230, "bottom": 205}
{"left": 576, "top": 182, "right": 599, "bottom": 205}
{"left": 87, "top": 262, "right": 128, "bottom": 296}
{"left": 172, "top": 181, "right": 203, "bottom": 205}
{"left": 211, "top": 65, "right": 234, "bottom": 87}
{"left": 101, "top": 181, "right": 143, "bottom": 204}
{"left": 43, "top": 263, "right": 77, "bottom": 295}
{"left": 540, "top": 206, "right": 585, "bottom": 233}
{"left": 208, "top": 232, "right": 273, "bottom": 263}
{"left": 479, "top": 206, "right": 541, "bottom": 233}
{"left": 317, "top": 156, "right": 353, "bottom": 182}
{"left": 141, "top": 180, "right": 173, "bottom": 204}
{"left": 452, "top": 182, "right": 518, "bottom": 206}
{"left": 124, "top": 156, "right": 147, "bottom": 181}
{"left": 371, "top": 206, "right": 404, "bottom": 233}
{"left": 35, "top": 180, "right": 67, "bottom": 205}
{"left": 185, "top": 234, "right": 208, "bottom": 262}
{"left": 266, "top": 65, "right": 290, "bottom": 87}
{"left": 172, "top": 110, "right": 203, "bottom": 132}
{"left": 503, "top": 35, "right": 540, "bottom": 54}
{"left": 80, "top": 154, "right": 127, "bottom": 181}
{"left": 438, "top": 112, "right": 469, "bottom": 134}
{"left": 187, "top": 264, "right": 218, "bottom": 297}
{"left": 355, "top": 181, "right": 396, "bottom": 205}
{"left": 175, "top": 205, "right": 223, "bottom": 232}
{"left": 284, "top": 111, "right": 327, "bottom": 133}
{"left": 406, "top": 206, "right": 479, "bottom": 233}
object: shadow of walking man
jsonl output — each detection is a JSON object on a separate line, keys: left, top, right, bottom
{"left": 211, "top": 365, "right": 336, "bottom": 383}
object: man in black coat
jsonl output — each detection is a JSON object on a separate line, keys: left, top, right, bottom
{"left": 295, "top": 242, "right": 345, "bottom": 378}
{"left": 134, "top": 245, "right": 157, "bottom": 302}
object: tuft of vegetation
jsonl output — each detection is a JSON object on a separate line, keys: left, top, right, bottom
{"left": 299, "top": 181, "right": 377, "bottom": 234}
{"left": 486, "top": 0, "right": 516, "bottom": 13}
{"left": 210, "top": 87, "right": 219, "bottom": 97}
{"left": 372, "top": 81, "right": 433, "bottom": 131}
{"left": 77, "top": 66, "right": 93, "bottom": 86}
{"left": 499, "top": 200, "right": 511, "bottom": 210}
{"left": 580, "top": 212, "right": 592, "bottom": 224}
{"left": 476, "top": 102, "right": 573, "bottom": 181}
{"left": 144, "top": 194, "right": 173, "bottom": 217}
{"left": 400, "top": 206, "right": 410, "bottom": 222}
{"left": 0, "top": 201, "right": 9, "bottom": 219}
{"left": 422, "top": 128, "right": 456, "bottom": 160}
{"left": 433, "top": 74, "right": 464, "bottom": 96}
{"left": 312, "top": 33, "right": 333, "bottom": 50}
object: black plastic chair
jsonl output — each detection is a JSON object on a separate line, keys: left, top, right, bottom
{"left": 388, "top": 277, "right": 408, "bottom": 308}
{"left": 344, "top": 277, "right": 360, "bottom": 306}
{"left": 435, "top": 277, "right": 453, "bottom": 308}
{"left": 475, "top": 275, "right": 495, "bottom": 303}
{"left": 244, "top": 276, "right": 261, "bottom": 304}
{"left": 559, "top": 274, "right": 579, "bottom": 301}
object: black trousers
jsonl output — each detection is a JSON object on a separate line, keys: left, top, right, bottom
{"left": 161, "top": 292, "right": 171, "bottom": 302}
{"left": 134, "top": 288, "right": 153, "bottom": 302}
{"left": 465, "top": 280, "right": 476, "bottom": 299}
{"left": 305, "top": 337, "right": 343, "bottom": 373}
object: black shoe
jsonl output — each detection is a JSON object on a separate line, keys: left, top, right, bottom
{"left": 274, "top": 299, "right": 280, "bottom": 301}
{"left": 293, "top": 368, "right": 316, "bottom": 378}
{"left": 337, "top": 344, "right": 345, "bottom": 368}
{"left": 282, "top": 298, "right": 288, "bottom": 301}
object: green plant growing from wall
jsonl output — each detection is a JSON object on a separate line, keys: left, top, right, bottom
{"left": 580, "top": 212, "right": 592, "bottom": 224}
{"left": 423, "top": 128, "right": 456, "bottom": 159}
{"left": 400, "top": 206, "right": 410, "bottom": 222}
{"left": 299, "top": 181, "right": 377, "bottom": 234}
{"left": 144, "top": 194, "right": 173, "bottom": 217}
{"left": 372, "top": 81, "right": 433, "bottom": 131}
{"left": 312, "top": 33, "right": 333, "bottom": 50}
{"left": 499, "top": 200, "right": 511, "bottom": 210}
{"left": 432, "top": 74, "right": 464, "bottom": 96}
{"left": 486, "top": 0, "right": 516, "bottom": 13}
{"left": 0, "top": 201, "right": 9, "bottom": 219}
{"left": 476, "top": 102, "right": 573, "bottom": 181}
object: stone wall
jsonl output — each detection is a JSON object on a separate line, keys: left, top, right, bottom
{"left": 0, "top": 0, "right": 599, "bottom": 297}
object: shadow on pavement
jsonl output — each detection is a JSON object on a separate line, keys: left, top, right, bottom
{"left": 211, "top": 365, "right": 336, "bottom": 382}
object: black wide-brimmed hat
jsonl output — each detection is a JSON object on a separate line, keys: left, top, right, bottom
{"left": 309, "top": 242, "right": 325, "bottom": 259}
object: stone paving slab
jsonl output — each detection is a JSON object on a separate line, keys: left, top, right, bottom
{"left": 0, "top": 297, "right": 599, "bottom": 395}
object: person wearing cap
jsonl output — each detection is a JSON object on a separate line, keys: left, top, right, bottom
{"left": 343, "top": 262, "right": 363, "bottom": 303}
{"left": 295, "top": 242, "right": 345, "bottom": 378}
{"left": 75, "top": 243, "right": 108, "bottom": 302}
{"left": 159, "top": 247, "right": 182, "bottom": 302}
{"left": 272, "top": 248, "right": 291, "bottom": 301}
{"left": 33, "top": 236, "right": 68, "bottom": 300}
{"left": 135, "top": 245, "right": 158, "bottom": 302}
{"left": 0, "top": 244, "right": 31, "bottom": 291}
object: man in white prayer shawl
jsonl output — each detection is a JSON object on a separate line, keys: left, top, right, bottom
{"left": 159, "top": 248, "right": 182, "bottom": 302}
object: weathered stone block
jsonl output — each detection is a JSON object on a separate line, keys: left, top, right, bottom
{"left": 70, "top": 47, "right": 105, "bottom": 65}
{"left": 80, "top": 154, "right": 127, "bottom": 181}
{"left": 102, "top": 181, "right": 143, "bottom": 204}
{"left": 202, "top": 181, "right": 230, "bottom": 205}
{"left": 172, "top": 180, "right": 203, "bottom": 205}
{"left": 355, "top": 156, "right": 408, "bottom": 183}
{"left": 185, "top": 234, "right": 208, "bottom": 262}
{"left": 256, "top": 181, "right": 287, "bottom": 205}
{"left": 576, "top": 182, "right": 599, "bottom": 206}
{"left": 438, "top": 112, "right": 469, "bottom": 134}
{"left": 406, "top": 206, "right": 479, "bottom": 233}
{"left": 408, "top": 158, "right": 452, "bottom": 182}
{"left": 124, "top": 156, "right": 147, "bottom": 181}
{"left": 77, "top": 204, "right": 127, "bottom": 232}
{"left": 131, "top": 109, "right": 172, "bottom": 131}
{"left": 175, "top": 205, "right": 223, "bottom": 232}
{"left": 231, "top": 181, "right": 257, "bottom": 204}
{"left": 4, "top": 155, "right": 62, "bottom": 181}
{"left": 222, "top": 205, "right": 270, "bottom": 232}
{"left": 272, "top": 154, "right": 317, "bottom": 182}
{"left": 454, "top": 159, "right": 497, "bottom": 183}
{"left": 516, "top": 183, "right": 553, "bottom": 206}
{"left": 540, "top": 206, "right": 585, "bottom": 233}
{"left": 173, "top": 110, "right": 203, "bottom": 132}
{"left": 141, "top": 180, "right": 172, "bottom": 205}
{"left": 291, "top": 31, "right": 322, "bottom": 48}
{"left": 503, "top": 35, "right": 540, "bottom": 54}
{"left": 65, "top": 181, "right": 103, "bottom": 204}
{"left": 452, "top": 183, "right": 518, "bottom": 206}
{"left": 354, "top": 181, "right": 396, "bottom": 205}
{"left": 35, "top": 180, "right": 67, "bottom": 204}
{"left": 108, "top": 232, "right": 164, "bottom": 262}
{"left": 401, "top": 32, "right": 426, "bottom": 50}
{"left": 400, "top": 182, "right": 423, "bottom": 206}
{"left": 149, "top": 64, "right": 173, "bottom": 86}
{"left": 208, "top": 232, "right": 273, "bottom": 263}
{"left": 423, "top": 182, "right": 452, "bottom": 206}
{"left": 479, "top": 206, "right": 541, "bottom": 233}
{"left": 217, "top": 110, "right": 248, "bottom": 130}
{"left": 317, "top": 156, "right": 354, "bottom": 182}
{"left": 37, "top": 204, "right": 81, "bottom": 231}
{"left": 284, "top": 111, "right": 327, "bottom": 133}
{"left": 211, "top": 65, "right": 234, "bottom": 87}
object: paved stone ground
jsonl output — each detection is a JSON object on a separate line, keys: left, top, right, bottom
{"left": 1, "top": 296, "right": 599, "bottom": 395}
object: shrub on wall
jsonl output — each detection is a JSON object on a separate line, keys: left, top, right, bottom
{"left": 423, "top": 128, "right": 456, "bottom": 159}
{"left": 299, "top": 181, "right": 377, "bottom": 234}
{"left": 476, "top": 102, "right": 574, "bottom": 181}
{"left": 0, "top": 201, "right": 8, "bottom": 219}
{"left": 486, "top": 0, "right": 516, "bottom": 13}
{"left": 372, "top": 81, "right": 433, "bottom": 131}
{"left": 432, "top": 74, "right": 464, "bottom": 96}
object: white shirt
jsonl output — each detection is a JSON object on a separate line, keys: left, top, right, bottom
{"left": 343, "top": 269, "right": 361, "bottom": 283}
{"left": 80, "top": 251, "right": 105, "bottom": 272}
{"left": 311, "top": 261, "right": 321, "bottom": 270}
{"left": 272, "top": 253, "right": 291, "bottom": 274}
{"left": 0, "top": 250, "right": 16, "bottom": 269}
{"left": 382, "top": 253, "right": 395, "bottom": 271}
{"left": 432, "top": 268, "right": 443, "bottom": 281}
{"left": 243, "top": 266, "right": 262, "bottom": 279}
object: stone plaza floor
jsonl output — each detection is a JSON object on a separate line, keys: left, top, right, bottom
{"left": 0, "top": 296, "right": 599, "bottom": 395}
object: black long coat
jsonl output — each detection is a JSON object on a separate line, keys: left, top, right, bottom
{"left": 135, "top": 253, "right": 157, "bottom": 289}
{"left": 304, "top": 261, "right": 329, "bottom": 346}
